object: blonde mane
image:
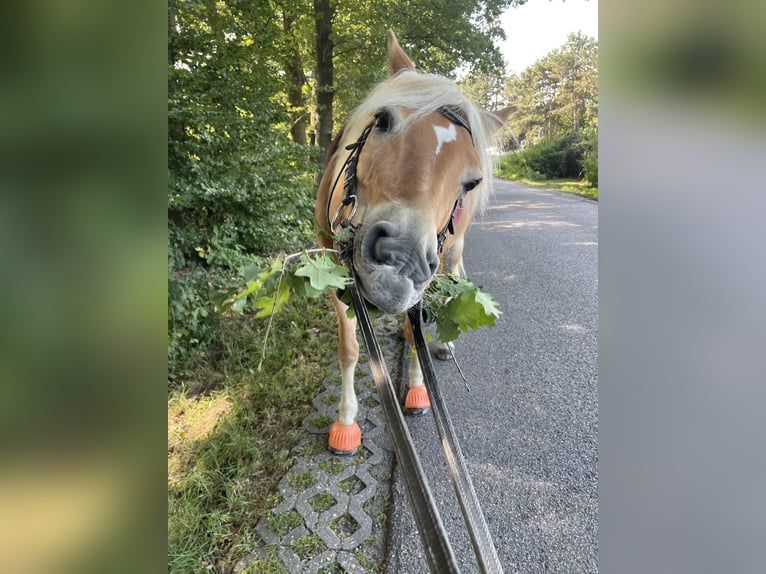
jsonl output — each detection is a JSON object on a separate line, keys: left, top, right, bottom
{"left": 332, "top": 70, "right": 500, "bottom": 213}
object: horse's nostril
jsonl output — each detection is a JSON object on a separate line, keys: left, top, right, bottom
{"left": 364, "top": 221, "right": 399, "bottom": 265}
{"left": 427, "top": 250, "right": 439, "bottom": 276}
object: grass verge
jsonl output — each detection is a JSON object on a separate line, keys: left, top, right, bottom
{"left": 506, "top": 176, "right": 598, "bottom": 200}
{"left": 168, "top": 291, "right": 337, "bottom": 574}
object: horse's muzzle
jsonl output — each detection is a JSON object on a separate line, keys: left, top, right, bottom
{"left": 355, "top": 214, "right": 439, "bottom": 314}
{"left": 363, "top": 220, "right": 438, "bottom": 285}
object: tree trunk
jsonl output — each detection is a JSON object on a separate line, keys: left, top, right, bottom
{"left": 168, "top": 0, "right": 176, "bottom": 67}
{"left": 168, "top": 0, "right": 185, "bottom": 171}
{"left": 314, "top": 0, "right": 335, "bottom": 160}
{"left": 283, "top": 13, "right": 307, "bottom": 145}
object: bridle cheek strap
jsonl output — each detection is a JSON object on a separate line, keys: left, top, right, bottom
{"left": 327, "top": 106, "right": 474, "bottom": 249}
{"left": 436, "top": 195, "right": 465, "bottom": 254}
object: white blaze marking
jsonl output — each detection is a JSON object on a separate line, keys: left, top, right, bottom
{"left": 433, "top": 123, "right": 457, "bottom": 156}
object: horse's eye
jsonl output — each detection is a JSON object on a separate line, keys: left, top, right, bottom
{"left": 463, "top": 178, "right": 483, "bottom": 193}
{"left": 374, "top": 110, "right": 391, "bottom": 132}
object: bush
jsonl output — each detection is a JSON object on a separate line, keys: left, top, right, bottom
{"left": 168, "top": 137, "right": 320, "bottom": 381}
{"left": 167, "top": 251, "right": 237, "bottom": 379}
{"left": 497, "top": 133, "right": 597, "bottom": 183}
{"left": 524, "top": 135, "right": 586, "bottom": 179}
{"left": 495, "top": 151, "right": 528, "bottom": 179}
{"left": 581, "top": 136, "right": 598, "bottom": 187}
{"left": 169, "top": 139, "right": 318, "bottom": 269}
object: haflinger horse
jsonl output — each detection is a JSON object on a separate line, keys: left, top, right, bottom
{"left": 315, "top": 31, "right": 513, "bottom": 454}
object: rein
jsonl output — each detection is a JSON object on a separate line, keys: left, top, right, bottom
{"left": 328, "top": 108, "right": 504, "bottom": 574}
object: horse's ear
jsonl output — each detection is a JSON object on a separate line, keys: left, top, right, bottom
{"left": 387, "top": 30, "right": 416, "bottom": 76}
{"left": 483, "top": 106, "right": 517, "bottom": 134}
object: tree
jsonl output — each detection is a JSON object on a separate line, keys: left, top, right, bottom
{"left": 504, "top": 32, "right": 598, "bottom": 145}
{"left": 304, "top": 0, "right": 527, "bottom": 158}
{"left": 168, "top": 0, "right": 316, "bottom": 264}
{"left": 458, "top": 69, "right": 507, "bottom": 111}
{"left": 282, "top": 1, "right": 310, "bottom": 144}
{"left": 314, "top": 0, "right": 335, "bottom": 156}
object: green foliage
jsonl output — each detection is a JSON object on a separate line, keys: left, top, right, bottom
{"left": 424, "top": 275, "right": 502, "bottom": 343}
{"left": 498, "top": 135, "right": 586, "bottom": 180}
{"left": 221, "top": 252, "right": 501, "bottom": 349}
{"left": 504, "top": 32, "right": 598, "bottom": 147}
{"left": 581, "top": 134, "right": 599, "bottom": 187}
{"left": 294, "top": 252, "right": 350, "bottom": 292}
{"left": 168, "top": 249, "right": 233, "bottom": 377}
{"left": 224, "top": 250, "right": 350, "bottom": 317}
{"left": 168, "top": 0, "right": 322, "bottom": 377}
{"left": 529, "top": 135, "right": 587, "bottom": 179}
{"left": 496, "top": 150, "right": 534, "bottom": 179}
{"left": 169, "top": 0, "right": 318, "bottom": 263}
{"left": 330, "top": 1, "right": 527, "bottom": 124}
{"left": 498, "top": 120, "right": 600, "bottom": 184}
{"left": 168, "top": 139, "right": 318, "bottom": 268}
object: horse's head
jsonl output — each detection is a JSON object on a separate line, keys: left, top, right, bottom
{"left": 318, "top": 31, "right": 514, "bottom": 314}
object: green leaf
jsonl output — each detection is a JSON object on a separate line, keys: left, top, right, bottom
{"left": 435, "top": 318, "right": 460, "bottom": 343}
{"left": 445, "top": 291, "right": 499, "bottom": 330}
{"left": 243, "top": 263, "right": 262, "bottom": 283}
{"left": 294, "top": 252, "right": 349, "bottom": 292}
{"left": 473, "top": 290, "right": 502, "bottom": 319}
{"left": 424, "top": 274, "right": 502, "bottom": 342}
{"left": 253, "top": 278, "right": 290, "bottom": 318}
{"left": 285, "top": 271, "right": 322, "bottom": 299}
{"left": 232, "top": 296, "right": 248, "bottom": 313}
{"left": 259, "top": 258, "right": 285, "bottom": 292}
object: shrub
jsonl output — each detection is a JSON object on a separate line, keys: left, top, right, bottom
{"left": 580, "top": 136, "right": 598, "bottom": 187}
{"left": 495, "top": 151, "right": 528, "bottom": 179}
{"left": 168, "top": 137, "right": 320, "bottom": 381}
{"left": 168, "top": 139, "right": 318, "bottom": 269}
{"left": 167, "top": 252, "right": 234, "bottom": 378}
{"left": 525, "top": 135, "right": 585, "bottom": 179}
{"left": 497, "top": 133, "right": 596, "bottom": 183}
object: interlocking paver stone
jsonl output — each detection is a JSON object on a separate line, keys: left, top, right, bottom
{"left": 248, "top": 315, "right": 401, "bottom": 573}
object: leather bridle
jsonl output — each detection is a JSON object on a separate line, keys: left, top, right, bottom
{"left": 327, "top": 106, "right": 475, "bottom": 254}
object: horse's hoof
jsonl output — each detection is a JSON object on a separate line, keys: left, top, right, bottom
{"left": 403, "top": 385, "right": 431, "bottom": 416}
{"left": 328, "top": 420, "right": 361, "bottom": 455}
{"left": 434, "top": 342, "right": 454, "bottom": 361}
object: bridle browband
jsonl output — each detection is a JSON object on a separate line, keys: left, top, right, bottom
{"left": 326, "top": 106, "right": 475, "bottom": 254}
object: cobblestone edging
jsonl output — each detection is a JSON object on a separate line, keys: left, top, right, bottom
{"left": 241, "top": 315, "right": 402, "bottom": 573}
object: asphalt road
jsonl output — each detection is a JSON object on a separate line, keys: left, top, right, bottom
{"left": 385, "top": 179, "right": 598, "bottom": 574}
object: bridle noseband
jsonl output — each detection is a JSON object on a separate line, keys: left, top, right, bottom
{"left": 327, "top": 106, "right": 475, "bottom": 254}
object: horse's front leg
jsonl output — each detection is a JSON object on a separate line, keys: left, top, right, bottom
{"left": 327, "top": 290, "right": 362, "bottom": 455}
{"left": 401, "top": 318, "right": 431, "bottom": 416}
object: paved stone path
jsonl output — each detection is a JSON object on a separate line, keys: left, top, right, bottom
{"left": 248, "top": 315, "right": 401, "bottom": 573}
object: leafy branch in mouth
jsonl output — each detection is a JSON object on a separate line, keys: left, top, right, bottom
{"left": 218, "top": 251, "right": 500, "bottom": 369}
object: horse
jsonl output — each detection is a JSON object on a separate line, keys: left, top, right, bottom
{"left": 314, "top": 31, "right": 513, "bottom": 454}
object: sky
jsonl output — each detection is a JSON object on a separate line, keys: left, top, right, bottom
{"left": 499, "top": 0, "right": 598, "bottom": 74}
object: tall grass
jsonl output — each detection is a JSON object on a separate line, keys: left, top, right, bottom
{"left": 168, "top": 295, "right": 337, "bottom": 573}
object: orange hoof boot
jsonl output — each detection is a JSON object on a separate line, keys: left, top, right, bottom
{"left": 404, "top": 385, "right": 430, "bottom": 416}
{"left": 328, "top": 420, "right": 361, "bottom": 455}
